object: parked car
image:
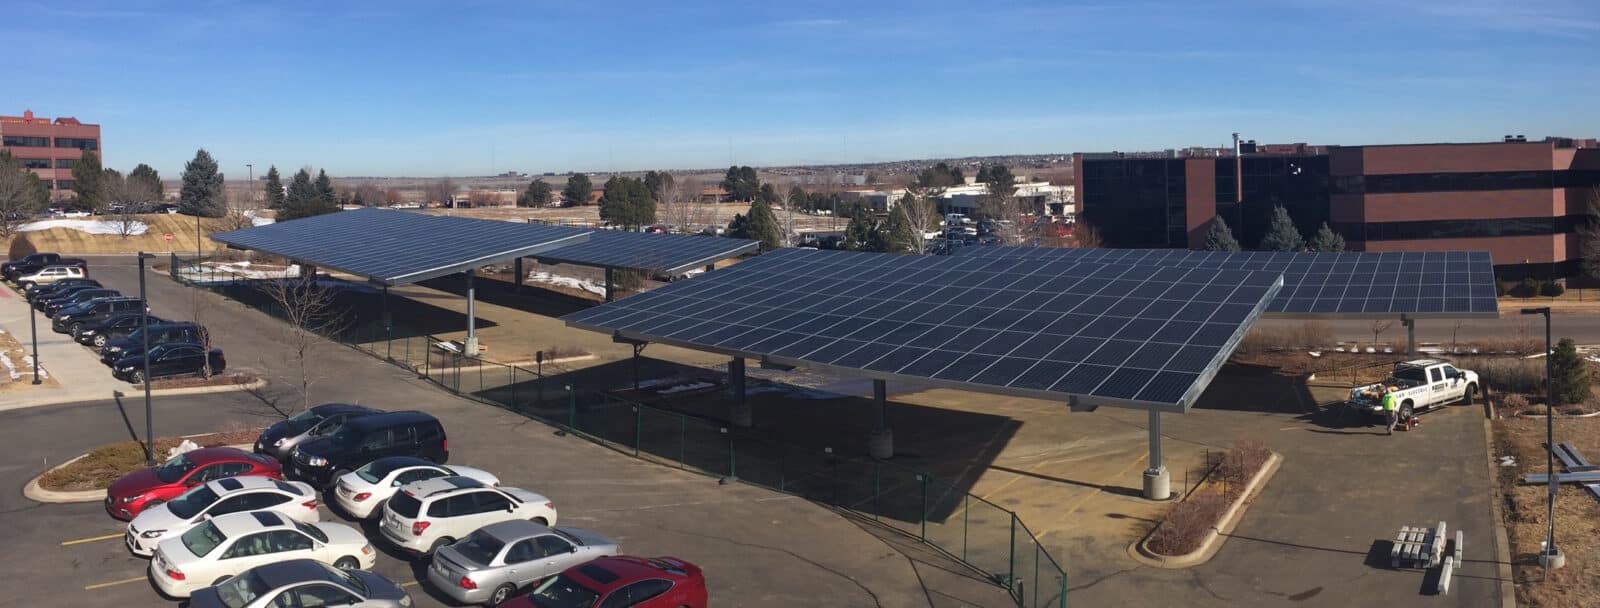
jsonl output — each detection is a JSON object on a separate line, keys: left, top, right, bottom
{"left": 1348, "top": 359, "right": 1480, "bottom": 420}
{"left": 289, "top": 411, "right": 448, "bottom": 487}
{"left": 74, "top": 313, "right": 163, "bottom": 347}
{"left": 101, "top": 321, "right": 206, "bottom": 364}
{"left": 53, "top": 295, "right": 145, "bottom": 334}
{"left": 501, "top": 556, "right": 707, "bottom": 608}
{"left": 111, "top": 342, "right": 225, "bottom": 383}
{"left": 255, "top": 404, "right": 383, "bottom": 464}
{"left": 106, "top": 447, "right": 281, "bottom": 521}
{"left": 3, "top": 252, "right": 87, "bottom": 281}
{"left": 125, "top": 476, "right": 319, "bottom": 557}
{"left": 378, "top": 476, "right": 556, "bottom": 556}
{"left": 25, "top": 276, "right": 98, "bottom": 301}
{"left": 332, "top": 456, "right": 498, "bottom": 519}
{"left": 13, "top": 265, "right": 85, "bottom": 288}
{"left": 149, "top": 511, "right": 375, "bottom": 598}
{"left": 41, "top": 287, "right": 119, "bottom": 315}
{"left": 187, "top": 559, "right": 411, "bottom": 608}
{"left": 426, "top": 521, "right": 618, "bottom": 606}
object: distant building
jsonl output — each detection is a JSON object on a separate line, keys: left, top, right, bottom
{"left": 1075, "top": 136, "right": 1600, "bottom": 279}
{"left": 856, "top": 177, "right": 1073, "bottom": 218}
{"left": 0, "top": 109, "right": 102, "bottom": 197}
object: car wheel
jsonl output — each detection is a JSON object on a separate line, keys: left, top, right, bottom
{"left": 334, "top": 556, "right": 360, "bottom": 570}
{"left": 70, "top": 325, "right": 81, "bottom": 338}
{"left": 489, "top": 584, "right": 517, "bottom": 606}
{"left": 18, "top": 282, "right": 32, "bottom": 290}
{"left": 1462, "top": 384, "right": 1477, "bottom": 405}
{"left": 93, "top": 335, "right": 107, "bottom": 347}
{"left": 130, "top": 370, "right": 145, "bottom": 385}
{"left": 1399, "top": 402, "right": 1414, "bottom": 421}
{"left": 198, "top": 366, "right": 211, "bottom": 379}
{"left": 530, "top": 516, "right": 548, "bottom": 526}
{"left": 429, "top": 536, "right": 455, "bottom": 554}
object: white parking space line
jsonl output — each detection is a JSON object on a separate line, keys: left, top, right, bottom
{"left": 60, "top": 533, "right": 122, "bottom": 546}
{"left": 400, "top": 580, "right": 419, "bottom": 588}
{"left": 84, "top": 576, "right": 146, "bottom": 590}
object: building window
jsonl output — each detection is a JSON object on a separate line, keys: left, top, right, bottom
{"left": 55, "top": 179, "right": 74, "bottom": 190}
{"left": 1334, "top": 216, "right": 1583, "bottom": 241}
{"left": 54, "top": 158, "right": 76, "bottom": 169}
{"left": 21, "top": 158, "right": 51, "bottom": 169}
{"left": 3, "top": 135, "right": 51, "bottom": 147}
{"left": 1332, "top": 170, "right": 1559, "bottom": 194}
{"left": 53, "top": 137, "right": 98, "bottom": 151}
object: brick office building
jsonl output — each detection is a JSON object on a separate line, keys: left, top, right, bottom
{"left": 0, "top": 109, "right": 102, "bottom": 197}
{"left": 1075, "top": 137, "right": 1600, "bottom": 279}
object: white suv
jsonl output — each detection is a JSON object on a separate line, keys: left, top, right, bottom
{"left": 16, "top": 265, "right": 84, "bottom": 288}
{"left": 378, "top": 476, "right": 555, "bottom": 556}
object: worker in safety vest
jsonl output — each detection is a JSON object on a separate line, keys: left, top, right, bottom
{"left": 1382, "top": 386, "right": 1399, "bottom": 435}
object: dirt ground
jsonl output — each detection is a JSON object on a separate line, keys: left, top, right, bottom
{"left": 8, "top": 214, "right": 236, "bottom": 256}
{"left": 425, "top": 202, "right": 844, "bottom": 234}
{"left": 0, "top": 327, "right": 57, "bottom": 390}
{"left": 1493, "top": 415, "right": 1600, "bottom": 607}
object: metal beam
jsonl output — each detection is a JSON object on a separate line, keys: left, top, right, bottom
{"left": 1143, "top": 410, "right": 1170, "bottom": 500}
{"left": 514, "top": 258, "right": 523, "bottom": 292}
{"left": 730, "top": 357, "right": 751, "bottom": 428}
{"left": 869, "top": 379, "right": 892, "bottom": 459}
{"left": 605, "top": 267, "right": 615, "bottom": 302}
{"left": 464, "top": 268, "right": 479, "bottom": 357}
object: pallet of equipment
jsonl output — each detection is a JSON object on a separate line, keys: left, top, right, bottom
{"left": 1391, "top": 522, "right": 1446, "bottom": 569}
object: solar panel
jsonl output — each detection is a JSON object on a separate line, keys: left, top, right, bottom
{"left": 956, "top": 247, "right": 1498, "bottom": 318}
{"left": 535, "top": 230, "right": 759, "bottom": 275}
{"left": 211, "top": 208, "right": 591, "bottom": 285}
{"left": 565, "top": 248, "right": 1283, "bottom": 411}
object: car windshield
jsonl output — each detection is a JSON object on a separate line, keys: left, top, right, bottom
{"left": 453, "top": 531, "right": 505, "bottom": 565}
{"left": 167, "top": 485, "right": 220, "bottom": 520}
{"left": 179, "top": 521, "right": 227, "bottom": 557}
{"left": 154, "top": 453, "right": 198, "bottom": 483}
{"left": 283, "top": 408, "right": 327, "bottom": 433}
{"left": 213, "top": 568, "right": 270, "bottom": 608}
{"left": 293, "top": 520, "right": 328, "bottom": 543}
{"left": 354, "top": 460, "right": 393, "bottom": 484}
{"left": 529, "top": 575, "right": 601, "bottom": 608}
{"left": 317, "top": 562, "right": 368, "bottom": 596}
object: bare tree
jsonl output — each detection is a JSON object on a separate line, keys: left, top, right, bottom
{"left": 1579, "top": 186, "right": 1600, "bottom": 283}
{"left": 0, "top": 152, "right": 47, "bottom": 240}
{"left": 186, "top": 280, "right": 218, "bottom": 379}
{"left": 676, "top": 176, "right": 713, "bottom": 232}
{"left": 1072, "top": 221, "right": 1104, "bottom": 248}
{"left": 1369, "top": 319, "right": 1394, "bottom": 350}
{"left": 774, "top": 183, "right": 798, "bottom": 246}
{"left": 258, "top": 276, "right": 349, "bottom": 411}
{"left": 424, "top": 178, "right": 458, "bottom": 207}
{"left": 897, "top": 186, "right": 940, "bottom": 254}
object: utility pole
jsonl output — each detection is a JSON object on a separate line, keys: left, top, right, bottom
{"left": 139, "top": 252, "right": 155, "bottom": 465}
{"left": 246, "top": 164, "right": 254, "bottom": 208}
{"left": 1523, "top": 306, "right": 1560, "bottom": 578}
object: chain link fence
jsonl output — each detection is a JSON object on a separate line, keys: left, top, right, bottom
{"left": 170, "top": 253, "right": 1069, "bottom": 607}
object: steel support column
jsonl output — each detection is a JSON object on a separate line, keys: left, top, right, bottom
{"left": 869, "top": 379, "right": 893, "bottom": 459}
{"left": 605, "top": 267, "right": 615, "bottom": 302}
{"left": 465, "top": 268, "right": 479, "bottom": 357}
{"left": 730, "top": 357, "right": 751, "bottom": 427}
{"left": 514, "top": 258, "right": 524, "bottom": 293}
{"left": 1143, "top": 409, "right": 1170, "bottom": 500}
{"left": 1402, "top": 314, "right": 1417, "bottom": 357}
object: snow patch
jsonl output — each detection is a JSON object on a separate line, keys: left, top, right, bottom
{"left": 526, "top": 271, "right": 606, "bottom": 296}
{"left": 252, "top": 217, "right": 274, "bottom": 226}
{"left": 18, "top": 218, "right": 149, "bottom": 235}
{"left": 0, "top": 353, "right": 19, "bottom": 380}
{"left": 21, "top": 355, "right": 47, "bottom": 379}
{"left": 657, "top": 381, "right": 715, "bottom": 395}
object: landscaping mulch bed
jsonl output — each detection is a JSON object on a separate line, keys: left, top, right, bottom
{"left": 1493, "top": 416, "right": 1600, "bottom": 607}
{"left": 1146, "top": 439, "right": 1272, "bottom": 557}
{"left": 134, "top": 373, "right": 258, "bottom": 391}
{"left": 39, "top": 428, "right": 264, "bottom": 492}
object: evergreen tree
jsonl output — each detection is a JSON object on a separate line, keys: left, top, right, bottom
{"left": 562, "top": 173, "right": 593, "bottom": 206}
{"left": 643, "top": 171, "right": 675, "bottom": 203}
{"left": 279, "top": 168, "right": 337, "bottom": 220}
{"left": 745, "top": 199, "right": 782, "bottom": 250}
{"left": 843, "top": 206, "right": 887, "bottom": 252}
{"left": 314, "top": 169, "right": 336, "bottom": 206}
{"left": 597, "top": 176, "right": 656, "bottom": 228}
{"left": 726, "top": 213, "right": 749, "bottom": 239}
{"left": 70, "top": 150, "right": 104, "bottom": 212}
{"left": 1551, "top": 337, "right": 1591, "bottom": 406}
{"left": 128, "top": 163, "right": 163, "bottom": 203}
{"left": 1258, "top": 206, "right": 1305, "bottom": 251}
{"left": 788, "top": 186, "right": 809, "bottom": 211}
{"left": 263, "top": 165, "right": 285, "bottom": 209}
{"left": 519, "top": 179, "right": 553, "bottom": 207}
{"left": 720, "top": 165, "right": 761, "bottom": 201}
{"left": 887, "top": 197, "right": 917, "bottom": 254}
{"left": 1203, "top": 216, "right": 1241, "bottom": 252}
{"left": 1310, "top": 221, "right": 1345, "bottom": 252}
{"left": 757, "top": 183, "right": 778, "bottom": 205}
{"left": 178, "top": 148, "right": 226, "bottom": 218}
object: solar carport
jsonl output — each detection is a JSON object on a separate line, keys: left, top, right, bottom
{"left": 528, "top": 229, "right": 759, "bottom": 301}
{"left": 564, "top": 246, "right": 1499, "bottom": 499}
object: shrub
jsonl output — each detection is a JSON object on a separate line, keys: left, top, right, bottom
{"left": 1476, "top": 358, "right": 1545, "bottom": 393}
{"left": 7, "top": 233, "right": 36, "bottom": 260}
{"left": 1497, "top": 281, "right": 1515, "bottom": 297}
{"left": 1541, "top": 281, "right": 1565, "bottom": 297}
{"left": 1519, "top": 278, "right": 1539, "bottom": 298}
{"left": 1215, "top": 438, "right": 1272, "bottom": 500}
{"left": 1551, "top": 338, "right": 1591, "bottom": 405}
{"left": 1147, "top": 492, "right": 1228, "bottom": 556}
{"left": 1501, "top": 394, "right": 1531, "bottom": 416}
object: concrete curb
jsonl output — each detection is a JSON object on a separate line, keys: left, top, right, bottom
{"left": 136, "top": 377, "right": 267, "bottom": 397}
{"left": 23, "top": 442, "right": 254, "bottom": 505}
{"left": 1513, "top": 409, "right": 1600, "bottom": 419}
{"left": 1128, "top": 452, "right": 1283, "bottom": 569}
{"left": 1482, "top": 415, "right": 1519, "bottom": 608}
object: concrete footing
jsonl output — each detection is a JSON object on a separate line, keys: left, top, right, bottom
{"left": 868, "top": 428, "right": 894, "bottom": 460}
{"left": 1143, "top": 466, "right": 1171, "bottom": 500}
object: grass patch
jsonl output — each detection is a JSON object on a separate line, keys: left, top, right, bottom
{"left": 38, "top": 427, "right": 263, "bottom": 492}
{"left": 543, "top": 345, "right": 591, "bottom": 360}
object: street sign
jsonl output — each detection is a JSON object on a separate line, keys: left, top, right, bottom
{"left": 164, "top": 233, "right": 173, "bottom": 242}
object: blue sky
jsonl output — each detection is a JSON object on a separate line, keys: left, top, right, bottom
{"left": 5, "top": 0, "right": 1597, "bottom": 177}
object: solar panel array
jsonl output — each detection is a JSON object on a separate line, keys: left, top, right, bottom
{"left": 566, "top": 248, "right": 1283, "bottom": 410}
{"left": 212, "top": 208, "right": 591, "bottom": 284}
{"left": 957, "top": 247, "right": 1498, "bottom": 318}
{"left": 535, "top": 230, "right": 759, "bottom": 275}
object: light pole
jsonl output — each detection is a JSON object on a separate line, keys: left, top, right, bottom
{"left": 139, "top": 252, "right": 156, "bottom": 465}
{"left": 28, "top": 293, "right": 40, "bottom": 385}
{"left": 1522, "top": 306, "right": 1558, "bottom": 577}
{"left": 246, "top": 164, "right": 254, "bottom": 208}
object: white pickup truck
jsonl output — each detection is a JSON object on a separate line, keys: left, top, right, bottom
{"left": 1349, "top": 359, "right": 1480, "bottom": 420}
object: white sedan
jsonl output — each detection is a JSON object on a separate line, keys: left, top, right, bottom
{"left": 331, "top": 456, "right": 498, "bottom": 519}
{"left": 127, "top": 476, "right": 319, "bottom": 557}
{"left": 150, "top": 511, "right": 374, "bottom": 598}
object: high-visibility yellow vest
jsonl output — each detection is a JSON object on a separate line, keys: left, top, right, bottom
{"left": 1382, "top": 392, "right": 1398, "bottom": 412}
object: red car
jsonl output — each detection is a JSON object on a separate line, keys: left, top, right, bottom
{"left": 500, "top": 556, "right": 706, "bottom": 608}
{"left": 104, "top": 447, "right": 281, "bottom": 520}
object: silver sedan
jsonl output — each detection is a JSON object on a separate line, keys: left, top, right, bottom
{"left": 187, "top": 558, "right": 410, "bottom": 608}
{"left": 426, "top": 521, "right": 619, "bottom": 605}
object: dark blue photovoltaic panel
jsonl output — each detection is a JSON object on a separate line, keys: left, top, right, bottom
{"left": 212, "top": 208, "right": 590, "bottom": 284}
{"left": 535, "top": 230, "right": 759, "bottom": 275}
{"left": 566, "top": 248, "right": 1283, "bottom": 409}
{"left": 955, "top": 247, "right": 1497, "bottom": 318}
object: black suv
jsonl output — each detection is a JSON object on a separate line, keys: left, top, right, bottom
{"left": 289, "top": 411, "right": 448, "bottom": 487}
{"left": 101, "top": 322, "right": 206, "bottom": 365}
{"left": 26, "top": 277, "right": 99, "bottom": 301}
{"left": 38, "top": 286, "right": 117, "bottom": 313}
{"left": 53, "top": 296, "right": 146, "bottom": 334}
{"left": 73, "top": 313, "right": 163, "bottom": 347}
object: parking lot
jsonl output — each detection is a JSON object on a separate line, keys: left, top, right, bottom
{"left": 0, "top": 256, "right": 1013, "bottom": 608}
